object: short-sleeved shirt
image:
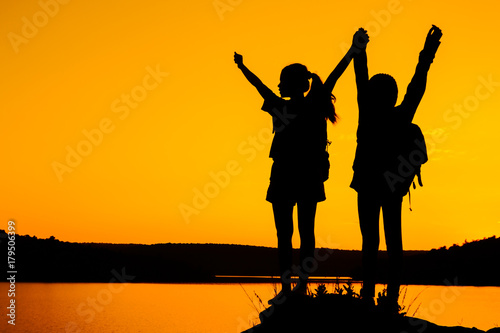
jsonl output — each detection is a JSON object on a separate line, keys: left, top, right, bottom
{"left": 262, "top": 93, "right": 327, "bottom": 162}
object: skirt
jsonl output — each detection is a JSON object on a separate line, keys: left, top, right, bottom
{"left": 266, "top": 158, "right": 326, "bottom": 204}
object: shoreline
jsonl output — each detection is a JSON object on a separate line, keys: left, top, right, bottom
{"left": 1, "top": 280, "right": 499, "bottom": 287}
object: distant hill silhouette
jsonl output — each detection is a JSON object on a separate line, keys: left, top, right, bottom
{"left": 402, "top": 236, "right": 500, "bottom": 286}
{"left": 0, "top": 230, "right": 498, "bottom": 285}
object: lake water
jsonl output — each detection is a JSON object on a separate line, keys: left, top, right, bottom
{"left": 0, "top": 282, "right": 499, "bottom": 332}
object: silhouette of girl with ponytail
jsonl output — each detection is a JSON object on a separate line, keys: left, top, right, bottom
{"left": 234, "top": 28, "right": 368, "bottom": 302}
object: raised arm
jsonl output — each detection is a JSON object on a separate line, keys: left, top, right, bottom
{"left": 324, "top": 28, "right": 370, "bottom": 94}
{"left": 400, "top": 25, "right": 443, "bottom": 122}
{"left": 234, "top": 52, "right": 274, "bottom": 100}
{"left": 352, "top": 29, "right": 370, "bottom": 108}
{"left": 323, "top": 50, "right": 351, "bottom": 95}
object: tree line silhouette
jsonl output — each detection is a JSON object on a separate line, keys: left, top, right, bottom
{"left": 1, "top": 230, "right": 498, "bottom": 285}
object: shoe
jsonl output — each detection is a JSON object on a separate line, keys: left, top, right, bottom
{"left": 377, "top": 297, "right": 399, "bottom": 315}
{"left": 360, "top": 296, "right": 376, "bottom": 311}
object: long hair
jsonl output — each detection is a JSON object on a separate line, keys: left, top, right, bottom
{"left": 310, "top": 73, "right": 338, "bottom": 124}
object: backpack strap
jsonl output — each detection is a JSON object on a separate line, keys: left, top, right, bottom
{"left": 417, "top": 170, "right": 424, "bottom": 187}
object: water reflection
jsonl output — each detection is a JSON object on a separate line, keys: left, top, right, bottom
{"left": 0, "top": 282, "right": 498, "bottom": 332}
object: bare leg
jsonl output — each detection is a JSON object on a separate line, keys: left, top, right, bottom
{"left": 272, "top": 201, "right": 295, "bottom": 293}
{"left": 382, "top": 195, "right": 403, "bottom": 305}
{"left": 296, "top": 200, "right": 317, "bottom": 293}
{"left": 357, "top": 192, "right": 381, "bottom": 300}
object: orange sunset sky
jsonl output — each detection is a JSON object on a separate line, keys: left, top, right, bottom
{"left": 1, "top": 0, "right": 499, "bottom": 250}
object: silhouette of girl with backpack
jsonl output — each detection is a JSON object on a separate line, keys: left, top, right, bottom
{"left": 234, "top": 28, "right": 368, "bottom": 302}
{"left": 351, "top": 25, "right": 442, "bottom": 312}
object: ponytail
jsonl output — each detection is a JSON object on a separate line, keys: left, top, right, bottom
{"left": 281, "top": 65, "right": 338, "bottom": 124}
{"left": 310, "top": 73, "right": 338, "bottom": 124}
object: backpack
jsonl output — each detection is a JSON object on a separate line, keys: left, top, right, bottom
{"left": 383, "top": 123, "right": 428, "bottom": 199}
